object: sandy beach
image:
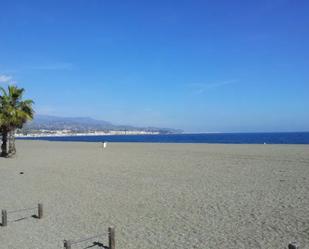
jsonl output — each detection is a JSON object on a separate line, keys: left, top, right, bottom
{"left": 0, "top": 141, "right": 308, "bottom": 249}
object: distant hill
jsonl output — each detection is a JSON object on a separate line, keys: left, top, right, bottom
{"left": 23, "top": 115, "right": 182, "bottom": 134}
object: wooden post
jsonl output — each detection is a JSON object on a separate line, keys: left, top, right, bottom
{"left": 38, "top": 203, "right": 43, "bottom": 219}
{"left": 288, "top": 242, "right": 299, "bottom": 249}
{"left": 1, "top": 209, "right": 7, "bottom": 227}
{"left": 64, "top": 240, "right": 72, "bottom": 249}
{"left": 108, "top": 226, "right": 115, "bottom": 249}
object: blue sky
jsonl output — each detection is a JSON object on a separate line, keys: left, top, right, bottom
{"left": 0, "top": 0, "right": 308, "bottom": 132}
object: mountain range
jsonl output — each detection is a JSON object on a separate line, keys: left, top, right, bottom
{"left": 23, "top": 115, "right": 182, "bottom": 134}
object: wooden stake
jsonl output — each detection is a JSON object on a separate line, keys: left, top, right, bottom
{"left": 64, "top": 240, "right": 72, "bottom": 249}
{"left": 108, "top": 226, "right": 115, "bottom": 249}
{"left": 38, "top": 203, "right": 43, "bottom": 219}
{"left": 1, "top": 209, "right": 7, "bottom": 227}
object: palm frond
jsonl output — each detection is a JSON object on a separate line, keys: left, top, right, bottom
{"left": 0, "top": 86, "right": 8, "bottom": 97}
{"left": 0, "top": 85, "right": 34, "bottom": 131}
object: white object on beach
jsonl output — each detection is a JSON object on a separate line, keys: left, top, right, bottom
{"left": 103, "top": 142, "right": 107, "bottom": 148}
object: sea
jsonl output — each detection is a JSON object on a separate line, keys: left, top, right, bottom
{"left": 18, "top": 132, "right": 309, "bottom": 144}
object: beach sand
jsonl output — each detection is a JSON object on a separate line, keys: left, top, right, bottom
{"left": 0, "top": 141, "right": 308, "bottom": 249}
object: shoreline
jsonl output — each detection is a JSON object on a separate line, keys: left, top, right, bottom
{"left": 15, "top": 132, "right": 309, "bottom": 145}
{"left": 16, "top": 130, "right": 309, "bottom": 138}
{"left": 16, "top": 139, "right": 309, "bottom": 146}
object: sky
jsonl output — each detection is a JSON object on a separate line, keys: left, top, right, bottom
{"left": 0, "top": 0, "right": 308, "bottom": 132}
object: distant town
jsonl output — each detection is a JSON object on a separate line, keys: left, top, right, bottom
{"left": 16, "top": 129, "right": 161, "bottom": 137}
{"left": 16, "top": 115, "right": 181, "bottom": 137}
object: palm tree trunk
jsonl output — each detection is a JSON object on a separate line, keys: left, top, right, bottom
{"left": 8, "top": 129, "right": 16, "bottom": 156}
{"left": 1, "top": 131, "right": 8, "bottom": 157}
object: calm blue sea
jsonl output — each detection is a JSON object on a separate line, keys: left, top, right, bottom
{"left": 18, "top": 132, "right": 309, "bottom": 144}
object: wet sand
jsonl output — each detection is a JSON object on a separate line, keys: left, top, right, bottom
{"left": 0, "top": 141, "right": 308, "bottom": 249}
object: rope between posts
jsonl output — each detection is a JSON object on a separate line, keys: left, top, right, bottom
{"left": 70, "top": 233, "right": 107, "bottom": 245}
{"left": 7, "top": 207, "right": 37, "bottom": 214}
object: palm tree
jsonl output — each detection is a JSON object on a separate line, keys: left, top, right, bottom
{"left": 0, "top": 85, "right": 34, "bottom": 157}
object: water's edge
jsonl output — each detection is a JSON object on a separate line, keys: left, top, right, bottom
{"left": 17, "top": 132, "right": 309, "bottom": 144}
